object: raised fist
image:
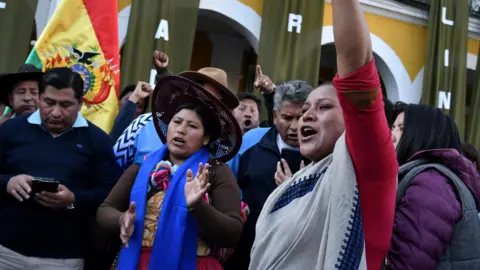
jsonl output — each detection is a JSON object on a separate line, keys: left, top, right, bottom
{"left": 153, "top": 50, "right": 169, "bottom": 70}
{"left": 129, "top": 81, "right": 153, "bottom": 103}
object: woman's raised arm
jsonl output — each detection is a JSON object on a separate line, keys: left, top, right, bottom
{"left": 331, "top": 1, "right": 398, "bottom": 269}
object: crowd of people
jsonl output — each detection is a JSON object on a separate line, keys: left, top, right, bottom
{"left": 1, "top": 0, "right": 480, "bottom": 269}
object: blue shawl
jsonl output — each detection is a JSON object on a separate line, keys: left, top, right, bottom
{"left": 118, "top": 144, "right": 209, "bottom": 270}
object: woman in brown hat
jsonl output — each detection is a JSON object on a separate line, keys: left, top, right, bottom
{"left": 97, "top": 76, "right": 243, "bottom": 270}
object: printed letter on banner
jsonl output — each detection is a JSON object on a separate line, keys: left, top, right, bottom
{"left": 155, "top": 19, "right": 169, "bottom": 41}
{"left": 287, "top": 13, "right": 303, "bottom": 33}
{"left": 438, "top": 91, "right": 451, "bottom": 110}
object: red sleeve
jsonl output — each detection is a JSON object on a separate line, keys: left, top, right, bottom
{"left": 333, "top": 59, "right": 398, "bottom": 270}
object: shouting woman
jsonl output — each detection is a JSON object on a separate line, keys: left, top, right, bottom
{"left": 250, "top": 0, "right": 398, "bottom": 269}
{"left": 97, "top": 76, "right": 243, "bottom": 269}
{"left": 388, "top": 103, "right": 480, "bottom": 269}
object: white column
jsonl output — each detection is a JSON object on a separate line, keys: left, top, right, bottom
{"left": 47, "top": 0, "right": 62, "bottom": 19}
{"left": 118, "top": 5, "right": 132, "bottom": 46}
{"left": 34, "top": 0, "right": 62, "bottom": 37}
{"left": 35, "top": 0, "right": 50, "bottom": 38}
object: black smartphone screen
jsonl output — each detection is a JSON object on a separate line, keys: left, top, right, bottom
{"left": 280, "top": 149, "right": 310, "bottom": 174}
{"left": 31, "top": 177, "right": 59, "bottom": 193}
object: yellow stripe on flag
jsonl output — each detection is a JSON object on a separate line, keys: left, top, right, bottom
{"left": 27, "top": 0, "right": 119, "bottom": 133}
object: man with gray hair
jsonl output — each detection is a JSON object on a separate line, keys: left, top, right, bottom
{"left": 224, "top": 80, "right": 313, "bottom": 270}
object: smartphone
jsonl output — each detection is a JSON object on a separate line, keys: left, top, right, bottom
{"left": 280, "top": 149, "right": 310, "bottom": 174}
{"left": 31, "top": 177, "right": 59, "bottom": 193}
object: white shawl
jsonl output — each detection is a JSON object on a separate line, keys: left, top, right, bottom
{"left": 249, "top": 134, "right": 367, "bottom": 270}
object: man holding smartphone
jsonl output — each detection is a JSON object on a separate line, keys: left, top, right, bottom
{"left": 0, "top": 68, "right": 117, "bottom": 269}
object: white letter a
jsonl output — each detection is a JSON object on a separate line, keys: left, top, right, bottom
{"left": 155, "top": 19, "right": 169, "bottom": 41}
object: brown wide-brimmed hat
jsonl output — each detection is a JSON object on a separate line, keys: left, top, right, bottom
{"left": 152, "top": 75, "right": 242, "bottom": 162}
{"left": 178, "top": 67, "right": 239, "bottom": 110}
{"left": 0, "top": 64, "right": 43, "bottom": 106}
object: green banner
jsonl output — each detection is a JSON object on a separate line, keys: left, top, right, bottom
{"left": 120, "top": 0, "right": 200, "bottom": 89}
{"left": 0, "top": 0, "right": 37, "bottom": 73}
{"left": 421, "top": 0, "right": 469, "bottom": 138}
{"left": 467, "top": 46, "right": 480, "bottom": 150}
{"left": 257, "top": 0, "right": 325, "bottom": 86}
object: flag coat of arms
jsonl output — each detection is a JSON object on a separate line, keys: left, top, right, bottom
{"left": 27, "top": 0, "right": 120, "bottom": 133}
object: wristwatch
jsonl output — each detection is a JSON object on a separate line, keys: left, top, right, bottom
{"left": 66, "top": 197, "right": 75, "bottom": 210}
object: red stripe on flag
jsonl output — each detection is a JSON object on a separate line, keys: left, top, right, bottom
{"left": 82, "top": 0, "right": 120, "bottom": 96}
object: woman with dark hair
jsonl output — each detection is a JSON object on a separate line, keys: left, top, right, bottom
{"left": 462, "top": 143, "right": 480, "bottom": 172}
{"left": 387, "top": 103, "right": 480, "bottom": 269}
{"left": 97, "top": 76, "right": 244, "bottom": 269}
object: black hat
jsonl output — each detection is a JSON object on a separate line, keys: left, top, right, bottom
{"left": 152, "top": 75, "right": 242, "bottom": 162}
{"left": 0, "top": 64, "right": 43, "bottom": 106}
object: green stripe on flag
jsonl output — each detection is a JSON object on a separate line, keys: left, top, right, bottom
{"left": 26, "top": 49, "right": 43, "bottom": 70}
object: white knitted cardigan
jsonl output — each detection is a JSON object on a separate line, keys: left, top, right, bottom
{"left": 249, "top": 133, "right": 367, "bottom": 270}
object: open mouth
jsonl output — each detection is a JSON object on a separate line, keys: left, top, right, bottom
{"left": 300, "top": 126, "right": 318, "bottom": 139}
{"left": 244, "top": 119, "right": 252, "bottom": 129}
{"left": 172, "top": 137, "right": 185, "bottom": 145}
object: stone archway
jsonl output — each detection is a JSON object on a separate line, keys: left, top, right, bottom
{"left": 117, "top": 0, "right": 262, "bottom": 51}
{"left": 194, "top": 8, "right": 257, "bottom": 92}
{"left": 117, "top": 0, "right": 260, "bottom": 92}
{"left": 319, "top": 43, "right": 391, "bottom": 98}
{"left": 321, "top": 26, "right": 409, "bottom": 103}
{"left": 198, "top": 0, "right": 261, "bottom": 52}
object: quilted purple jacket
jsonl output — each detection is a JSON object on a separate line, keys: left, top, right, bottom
{"left": 388, "top": 149, "right": 480, "bottom": 269}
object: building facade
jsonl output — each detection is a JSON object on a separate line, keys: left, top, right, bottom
{"left": 22, "top": 0, "right": 480, "bottom": 105}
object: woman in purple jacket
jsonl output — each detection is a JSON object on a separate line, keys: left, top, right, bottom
{"left": 388, "top": 103, "right": 480, "bottom": 269}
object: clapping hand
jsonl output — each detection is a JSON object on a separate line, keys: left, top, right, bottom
{"left": 153, "top": 50, "right": 169, "bottom": 70}
{"left": 253, "top": 65, "right": 275, "bottom": 93}
{"left": 275, "top": 159, "right": 305, "bottom": 186}
{"left": 185, "top": 163, "right": 211, "bottom": 208}
{"left": 119, "top": 202, "right": 136, "bottom": 248}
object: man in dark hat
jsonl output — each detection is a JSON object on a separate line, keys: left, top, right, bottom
{"left": 0, "top": 64, "right": 43, "bottom": 118}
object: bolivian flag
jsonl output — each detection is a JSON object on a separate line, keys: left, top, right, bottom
{"left": 26, "top": 0, "right": 120, "bottom": 133}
